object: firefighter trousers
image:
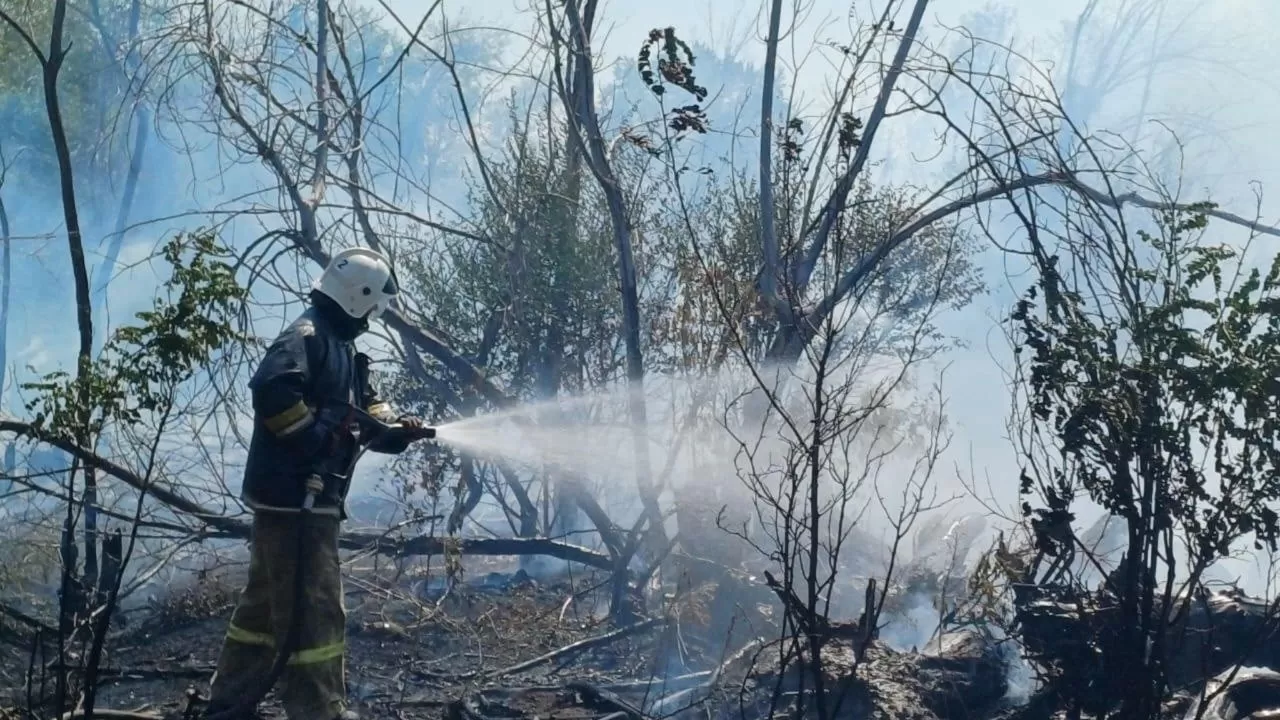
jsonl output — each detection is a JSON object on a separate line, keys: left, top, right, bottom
{"left": 209, "top": 512, "right": 347, "bottom": 720}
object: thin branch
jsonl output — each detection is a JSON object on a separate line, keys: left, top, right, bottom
{"left": 798, "top": 0, "right": 931, "bottom": 292}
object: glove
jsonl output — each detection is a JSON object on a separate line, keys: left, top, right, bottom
{"left": 372, "top": 416, "right": 431, "bottom": 453}
{"left": 301, "top": 474, "right": 325, "bottom": 510}
{"left": 396, "top": 415, "right": 435, "bottom": 440}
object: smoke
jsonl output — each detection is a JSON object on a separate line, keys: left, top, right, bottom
{"left": 0, "top": 0, "right": 1276, "bottom": 642}
{"left": 878, "top": 591, "right": 943, "bottom": 652}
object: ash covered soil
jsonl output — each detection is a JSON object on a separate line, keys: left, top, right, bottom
{"left": 2, "top": 546, "right": 1040, "bottom": 720}
{"left": 1, "top": 556, "right": 698, "bottom": 720}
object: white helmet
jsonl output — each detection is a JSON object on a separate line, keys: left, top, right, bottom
{"left": 312, "top": 247, "right": 399, "bottom": 321}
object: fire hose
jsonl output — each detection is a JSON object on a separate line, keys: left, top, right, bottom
{"left": 206, "top": 406, "right": 436, "bottom": 720}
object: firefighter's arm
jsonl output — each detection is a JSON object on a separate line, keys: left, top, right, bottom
{"left": 358, "top": 354, "right": 417, "bottom": 455}
{"left": 250, "top": 328, "right": 341, "bottom": 453}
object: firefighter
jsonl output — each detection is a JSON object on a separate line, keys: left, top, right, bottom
{"left": 208, "top": 248, "right": 425, "bottom": 720}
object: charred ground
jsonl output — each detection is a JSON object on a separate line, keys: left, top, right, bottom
{"left": 0, "top": 548, "right": 1017, "bottom": 720}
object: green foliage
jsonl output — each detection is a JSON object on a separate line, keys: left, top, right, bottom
{"left": 737, "top": 170, "right": 984, "bottom": 358}
{"left": 654, "top": 183, "right": 765, "bottom": 370}
{"left": 837, "top": 112, "right": 863, "bottom": 158}
{"left": 403, "top": 105, "right": 623, "bottom": 399}
{"left": 1014, "top": 203, "right": 1280, "bottom": 566}
{"left": 23, "top": 231, "right": 247, "bottom": 438}
{"left": 0, "top": 0, "right": 139, "bottom": 196}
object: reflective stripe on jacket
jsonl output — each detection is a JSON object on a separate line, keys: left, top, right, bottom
{"left": 241, "top": 305, "right": 403, "bottom": 515}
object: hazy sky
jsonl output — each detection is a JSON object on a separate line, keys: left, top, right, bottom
{"left": 8, "top": 0, "right": 1280, "bottom": 571}
{"left": 356, "top": 0, "right": 1280, "bottom": 495}
{"left": 347, "top": 0, "right": 1280, "bottom": 555}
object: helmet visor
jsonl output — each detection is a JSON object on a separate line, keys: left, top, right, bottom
{"left": 383, "top": 267, "right": 399, "bottom": 297}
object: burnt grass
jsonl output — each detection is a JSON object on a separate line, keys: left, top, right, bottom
{"left": 0, "top": 554, "right": 732, "bottom": 720}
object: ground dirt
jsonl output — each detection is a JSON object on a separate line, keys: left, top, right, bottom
{"left": 1, "top": 554, "right": 739, "bottom": 720}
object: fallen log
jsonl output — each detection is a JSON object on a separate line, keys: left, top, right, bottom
{"left": 445, "top": 685, "right": 661, "bottom": 720}
{"left": 0, "top": 419, "right": 245, "bottom": 538}
{"left": 0, "top": 419, "right": 615, "bottom": 572}
{"left": 913, "top": 630, "right": 1009, "bottom": 718}
{"left": 48, "top": 663, "right": 214, "bottom": 682}
{"left": 58, "top": 711, "right": 163, "bottom": 720}
{"left": 0, "top": 602, "right": 56, "bottom": 635}
{"left": 340, "top": 534, "right": 613, "bottom": 571}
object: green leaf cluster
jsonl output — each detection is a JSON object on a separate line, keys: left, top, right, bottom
{"left": 22, "top": 230, "right": 248, "bottom": 438}
{"left": 1014, "top": 203, "right": 1280, "bottom": 560}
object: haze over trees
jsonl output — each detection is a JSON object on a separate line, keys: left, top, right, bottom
{"left": 1, "top": 1, "right": 1279, "bottom": 719}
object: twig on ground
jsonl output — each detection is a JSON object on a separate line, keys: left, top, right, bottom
{"left": 58, "top": 710, "right": 163, "bottom": 720}
{"left": 47, "top": 664, "right": 214, "bottom": 682}
{"left": 0, "top": 603, "right": 57, "bottom": 636}
{"left": 648, "top": 638, "right": 763, "bottom": 716}
{"left": 567, "top": 681, "right": 654, "bottom": 720}
{"left": 410, "top": 616, "right": 667, "bottom": 688}
{"left": 487, "top": 616, "right": 666, "bottom": 679}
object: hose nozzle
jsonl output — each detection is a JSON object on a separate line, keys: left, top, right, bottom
{"left": 391, "top": 423, "right": 436, "bottom": 442}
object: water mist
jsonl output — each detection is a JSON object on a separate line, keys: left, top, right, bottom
{"left": 431, "top": 368, "right": 769, "bottom": 488}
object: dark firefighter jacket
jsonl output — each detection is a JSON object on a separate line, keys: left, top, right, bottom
{"left": 241, "top": 302, "right": 409, "bottom": 516}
